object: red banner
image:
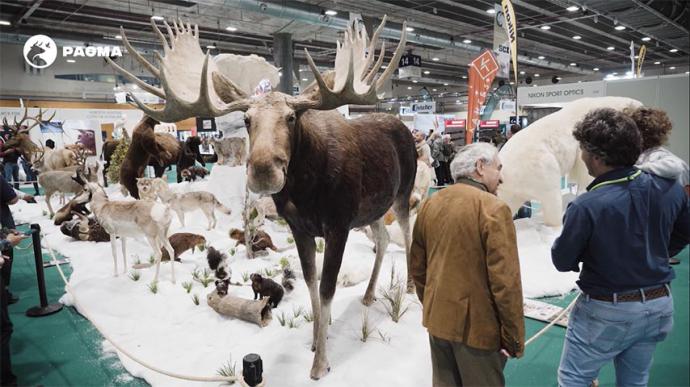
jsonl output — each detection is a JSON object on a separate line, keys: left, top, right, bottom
{"left": 479, "top": 120, "right": 500, "bottom": 128}
{"left": 444, "top": 119, "right": 466, "bottom": 128}
{"left": 467, "top": 50, "right": 499, "bottom": 144}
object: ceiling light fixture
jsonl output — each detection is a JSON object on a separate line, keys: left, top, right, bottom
{"left": 573, "top": 35, "right": 581, "bottom": 40}
{"left": 432, "top": 57, "right": 440, "bottom": 61}
{"left": 115, "top": 35, "right": 122, "bottom": 40}
{"left": 151, "top": 15, "right": 164, "bottom": 21}
{"left": 566, "top": 6, "right": 579, "bottom": 12}
{"left": 593, "top": 67, "right": 599, "bottom": 71}
{"left": 462, "top": 75, "right": 467, "bottom": 79}
{"left": 534, "top": 73, "right": 540, "bottom": 77}
{"left": 654, "top": 61, "right": 661, "bottom": 64}
{"left": 519, "top": 71, "right": 525, "bottom": 75}
{"left": 407, "top": 86, "right": 412, "bottom": 89}
{"left": 432, "top": 88, "right": 437, "bottom": 92}
{"left": 406, "top": 27, "right": 415, "bottom": 32}
{"left": 540, "top": 25, "right": 551, "bottom": 30}
{"left": 570, "top": 62, "right": 577, "bottom": 66}
{"left": 462, "top": 39, "right": 472, "bottom": 44}
{"left": 669, "top": 66, "right": 676, "bottom": 70}
{"left": 423, "top": 70, "right": 430, "bottom": 74}
{"left": 486, "top": 8, "right": 496, "bottom": 14}
{"left": 302, "top": 78, "right": 308, "bottom": 81}
{"left": 669, "top": 48, "right": 678, "bottom": 53}
{"left": 325, "top": 10, "right": 338, "bottom": 16}
{"left": 66, "top": 59, "right": 76, "bottom": 63}
{"left": 607, "top": 46, "right": 615, "bottom": 50}
{"left": 443, "top": 83, "right": 449, "bottom": 86}
{"left": 0, "top": 20, "right": 11, "bottom": 26}
{"left": 226, "top": 26, "right": 237, "bottom": 32}
{"left": 615, "top": 25, "right": 626, "bottom": 31}
{"left": 412, "top": 80, "right": 418, "bottom": 83}
{"left": 641, "top": 37, "right": 651, "bottom": 42}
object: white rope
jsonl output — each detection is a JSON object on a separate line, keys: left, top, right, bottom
{"left": 40, "top": 231, "right": 251, "bottom": 384}
{"left": 525, "top": 293, "right": 580, "bottom": 347}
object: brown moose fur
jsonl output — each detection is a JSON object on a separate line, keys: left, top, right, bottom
{"left": 160, "top": 232, "right": 207, "bottom": 261}
{"left": 229, "top": 228, "right": 279, "bottom": 252}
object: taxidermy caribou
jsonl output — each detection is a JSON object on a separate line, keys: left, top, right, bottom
{"left": 107, "top": 17, "right": 412, "bottom": 380}
{"left": 1, "top": 107, "right": 53, "bottom": 163}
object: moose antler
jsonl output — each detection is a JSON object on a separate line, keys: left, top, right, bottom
{"left": 290, "top": 16, "right": 408, "bottom": 110}
{"left": 106, "top": 18, "right": 251, "bottom": 122}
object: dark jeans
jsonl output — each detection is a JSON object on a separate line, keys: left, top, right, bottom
{"left": 21, "top": 162, "right": 39, "bottom": 195}
{"left": 435, "top": 161, "right": 453, "bottom": 185}
{"left": 0, "top": 268, "right": 16, "bottom": 386}
{"left": 3, "top": 163, "right": 19, "bottom": 190}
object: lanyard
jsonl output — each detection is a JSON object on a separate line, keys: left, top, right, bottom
{"left": 589, "top": 170, "right": 641, "bottom": 191}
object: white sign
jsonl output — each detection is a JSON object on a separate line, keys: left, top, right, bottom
{"left": 518, "top": 81, "right": 605, "bottom": 105}
{"left": 22, "top": 34, "right": 122, "bottom": 69}
{"left": 493, "top": 4, "right": 511, "bottom": 79}
{"left": 410, "top": 101, "right": 436, "bottom": 113}
{"left": 399, "top": 66, "right": 421, "bottom": 79}
{"left": 499, "top": 99, "right": 516, "bottom": 111}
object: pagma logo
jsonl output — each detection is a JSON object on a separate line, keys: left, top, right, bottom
{"left": 23, "top": 35, "right": 57, "bottom": 69}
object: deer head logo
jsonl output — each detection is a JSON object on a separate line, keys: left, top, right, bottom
{"left": 23, "top": 35, "right": 58, "bottom": 69}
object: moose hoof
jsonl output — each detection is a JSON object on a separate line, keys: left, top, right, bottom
{"left": 362, "top": 294, "right": 376, "bottom": 306}
{"left": 310, "top": 362, "right": 331, "bottom": 380}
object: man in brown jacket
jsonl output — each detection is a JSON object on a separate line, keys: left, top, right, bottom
{"left": 411, "top": 142, "right": 525, "bottom": 387}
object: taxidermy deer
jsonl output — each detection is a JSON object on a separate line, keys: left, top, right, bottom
{"left": 72, "top": 174, "right": 177, "bottom": 283}
{"left": 1, "top": 106, "right": 51, "bottom": 162}
{"left": 38, "top": 160, "right": 99, "bottom": 216}
{"left": 107, "top": 17, "right": 413, "bottom": 380}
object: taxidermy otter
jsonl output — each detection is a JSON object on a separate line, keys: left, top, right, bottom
{"left": 181, "top": 166, "right": 209, "bottom": 182}
{"left": 282, "top": 267, "right": 296, "bottom": 293}
{"left": 250, "top": 273, "right": 284, "bottom": 308}
{"left": 229, "top": 228, "right": 284, "bottom": 252}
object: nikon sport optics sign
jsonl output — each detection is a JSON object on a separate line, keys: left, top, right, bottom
{"left": 23, "top": 34, "right": 122, "bottom": 69}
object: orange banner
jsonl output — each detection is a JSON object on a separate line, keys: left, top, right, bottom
{"left": 466, "top": 50, "right": 499, "bottom": 144}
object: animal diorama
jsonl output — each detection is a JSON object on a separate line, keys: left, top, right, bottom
{"left": 180, "top": 166, "right": 209, "bottom": 181}
{"left": 229, "top": 228, "right": 282, "bottom": 252}
{"left": 72, "top": 174, "right": 176, "bottom": 283}
{"left": 108, "top": 16, "right": 411, "bottom": 379}
{"left": 498, "top": 96, "right": 642, "bottom": 226}
{"left": 38, "top": 160, "right": 99, "bottom": 216}
{"left": 136, "top": 177, "right": 231, "bottom": 229}
{"left": 250, "top": 273, "right": 284, "bottom": 308}
{"left": 59, "top": 212, "right": 111, "bottom": 242}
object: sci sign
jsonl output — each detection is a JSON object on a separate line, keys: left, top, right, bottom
{"left": 410, "top": 101, "right": 436, "bottom": 113}
{"left": 518, "top": 81, "right": 605, "bottom": 105}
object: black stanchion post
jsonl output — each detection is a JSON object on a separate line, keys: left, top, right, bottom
{"left": 242, "top": 353, "right": 263, "bottom": 386}
{"left": 26, "top": 223, "right": 63, "bottom": 317}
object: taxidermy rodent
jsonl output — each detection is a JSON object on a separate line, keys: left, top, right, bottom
{"left": 250, "top": 273, "right": 284, "bottom": 308}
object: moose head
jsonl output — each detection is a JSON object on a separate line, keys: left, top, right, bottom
{"left": 107, "top": 17, "right": 407, "bottom": 194}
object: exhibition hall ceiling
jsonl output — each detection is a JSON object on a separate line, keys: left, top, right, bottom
{"left": 0, "top": 0, "right": 688, "bottom": 95}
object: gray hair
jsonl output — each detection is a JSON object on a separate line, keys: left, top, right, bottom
{"left": 449, "top": 143, "right": 499, "bottom": 181}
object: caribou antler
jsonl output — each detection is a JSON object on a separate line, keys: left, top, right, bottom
{"left": 106, "top": 18, "right": 251, "bottom": 122}
{"left": 290, "top": 16, "right": 408, "bottom": 111}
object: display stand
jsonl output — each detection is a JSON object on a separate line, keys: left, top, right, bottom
{"left": 26, "top": 223, "right": 64, "bottom": 317}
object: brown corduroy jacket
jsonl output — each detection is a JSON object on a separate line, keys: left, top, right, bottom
{"left": 410, "top": 179, "right": 525, "bottom": 357}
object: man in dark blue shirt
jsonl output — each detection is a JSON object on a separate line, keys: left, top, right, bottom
{"left": 552, "top": 108, "right": 689, "bottom": 387}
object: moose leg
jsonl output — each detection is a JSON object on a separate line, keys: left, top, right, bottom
{"left": 110, "top": 236, "right": 119, "bottom": 276}
{"left": 362, "top": 217, "right": 389, "bottom": 306}
{"left": 293, "top": 230, "right": 318, "bottom": 350}
{"left": 392, "top": 198, "right": 415, "bottom": 293}
{"left": 311, "top": 229, "right": 348, "bottom": 380}
{"left": 121, "top": 237, "right": 127, "bottom": 275}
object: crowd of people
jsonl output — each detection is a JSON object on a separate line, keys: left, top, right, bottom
{"left": 411, "top": 106, "right": 689, "bottom": 386}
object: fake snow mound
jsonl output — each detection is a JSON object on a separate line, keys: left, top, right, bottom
{"left": 12, "top": 169, "right": 575, "bottom": 386}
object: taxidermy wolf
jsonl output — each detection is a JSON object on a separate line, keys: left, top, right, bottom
{"left": 136, "top": 177, "right": 231, "bottom": 229}
{"left": 498, "top": 96, "right": 642, "bottom": 226}
{"left": 108, "top": 17, "right": 412, "bottom": 380}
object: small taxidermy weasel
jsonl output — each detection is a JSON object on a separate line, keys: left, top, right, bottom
{"left": 229, "top": 228, "right": 288, "bottom": 252}
{"left": 132, "top": 233, "right": 206, "bottom": 269}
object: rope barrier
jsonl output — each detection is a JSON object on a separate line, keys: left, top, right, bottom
{"left": 525, "top": 293, "right": 580, "bottom": 347}
{"left": 40, "top": 232, "right": 245, "bottom": 384}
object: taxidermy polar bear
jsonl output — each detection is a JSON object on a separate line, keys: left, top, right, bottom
{"left": 498, "top": 96, "right": 642, "bottom": 226}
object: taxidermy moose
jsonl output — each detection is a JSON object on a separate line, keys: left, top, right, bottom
{"left": 108, "top": 17, "right": 413, "bottom": 380}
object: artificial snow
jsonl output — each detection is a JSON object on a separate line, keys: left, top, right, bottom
{"left": 11, "top": 166, "right": 576, "bottom": 386}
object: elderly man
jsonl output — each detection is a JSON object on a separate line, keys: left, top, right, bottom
{"left": 411, "top": 142, "right": 524, "bottom": 387}
{"left": 552, "top": 108, "right": 690, "bottom": 386}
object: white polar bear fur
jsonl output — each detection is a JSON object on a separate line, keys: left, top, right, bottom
{"left": 498, "top": 96, "right": 642, "bottom": 226}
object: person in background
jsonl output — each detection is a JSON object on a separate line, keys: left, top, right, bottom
{"left": 0, "top": 176, "right": 21, "bottom": 305}
{"left": 429, "top": 132, "right": 443, "bottom": 185}
{"left": 436, "top": 134, "right": 455, "bottom": 185}
{"left": 414, "top": 131, "right": 433, "bottom": 168}
{"left": 45, "top": 139, "right": 55, "bottom": 149}
{"left": 552, "top": 108, "right": 689, "bottom": 387}
{"left": 0, "top": 140, "right": 19, "bottom": 190}
{"left": 0, "top": 232, "right": 27, "bottom": 387}
{"left": 507, "top": 123, "right": 522, "bottom": 140}
{"left": 19, "top": 155, "right": 39, "bottom": 196}
{"left": 411, "top": 143, "right": 524, "bottom": 386}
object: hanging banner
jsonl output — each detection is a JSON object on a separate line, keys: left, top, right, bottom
{"left": 629, "top": 40, "right": 635, "bottom": 76}
{"left": 492, "top": 3, "right": 510, "bottom": 79}
{"left": 467, "top": 50, "right": 499, "bottom": 144}
{"left": 637, "top": 45, "right": 646, "bottom": 78}
{"left": 501, "top": 0, "right": 518, "bottom": 86}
